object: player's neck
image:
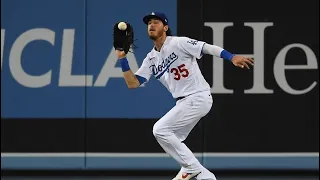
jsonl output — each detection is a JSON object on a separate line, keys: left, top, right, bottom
{"left": 153, "top": 34, "right": 167, "bottom": 52}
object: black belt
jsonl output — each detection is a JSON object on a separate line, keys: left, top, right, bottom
{"left": 175, "top": 94, "right": 214, "bottom": 102}
{"left": 175, "top": 96, "right": 185, "bottom": 101}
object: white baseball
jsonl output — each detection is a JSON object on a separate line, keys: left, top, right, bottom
{"left": 118, "top": 22, "right": 127, "bottom": 31}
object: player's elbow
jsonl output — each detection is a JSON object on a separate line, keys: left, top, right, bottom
{"left": 127, "top": 85, "right": 138, "bottom": 89}
{"left": 127, "top": 83, "right": 140, "bottom": 89}
{"left": 126, "top": 75, "right": 145, "bottom": 89}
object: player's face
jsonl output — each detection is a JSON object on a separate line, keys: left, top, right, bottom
{"left": 147, "top": 19, "right": 168, "bottom": 40}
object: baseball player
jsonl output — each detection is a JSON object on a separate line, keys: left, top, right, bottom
{"left": 114, "top": 12, "right": 254, "bottom": 180}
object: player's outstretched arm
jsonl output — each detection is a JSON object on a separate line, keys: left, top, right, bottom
{"left": 121, "top": 66, "right": 140, "bottom": 89}
{"left": 202, "top": 43, "right": 254, "bottom": 69}
{"left": 116, "top": 50, "right": 146, "bottom": 89}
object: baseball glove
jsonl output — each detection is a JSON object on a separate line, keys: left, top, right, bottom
{"left": 113, "top": 21, "right": 134, "bottom": 54}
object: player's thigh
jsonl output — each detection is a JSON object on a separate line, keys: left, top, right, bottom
{"left": 153, "top": 91, "right": 213, "bottom": 135}
{"left": 153, "top": 98, "right": 194, "bottom": 134}
{"left": 175, "top": 91, "right": 213, "bottom": 140}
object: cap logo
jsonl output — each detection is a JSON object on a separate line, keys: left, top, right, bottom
{"left": 151, "top": 12, "right": 155, "bottom": 15}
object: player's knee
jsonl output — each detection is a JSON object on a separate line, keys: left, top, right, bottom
{"left": 152, "top": 125, "right": 161, "bottom": 138}
{"left": 152, "top": 124, "right": 166, "bottom": 138}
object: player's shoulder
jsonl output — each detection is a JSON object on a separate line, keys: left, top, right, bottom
{"left": 172, "top": 36, "right": 194, "bottom": 40}
{"left": 167, "top": 36, "right": 189, "bottom": 42}
{"left": 165, "top": 36, "right": 190, "bottom": 49}
{"left": 169, "top": 36, "right": 198, "bottom": 45}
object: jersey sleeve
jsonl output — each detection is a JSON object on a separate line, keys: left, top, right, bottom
{"left": 135, "top": 56, "right": 152, "bottom": 84}
{"left": 178, "top": 37, "right": 206, "bottom": 59}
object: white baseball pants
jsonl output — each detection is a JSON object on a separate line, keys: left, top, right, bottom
{"left": 152, "top": 90, "right": 214, "bottom": 176}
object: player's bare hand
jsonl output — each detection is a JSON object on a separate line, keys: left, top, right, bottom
{"left": 231, "top": 55, "right": 254, "bottom": 69}
{"left": 115, "top": 50, "right": 127, "bottom": 59}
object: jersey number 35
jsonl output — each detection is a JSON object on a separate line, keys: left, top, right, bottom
{"left": 170, "top": 64, "right": 189, "bottom": 80}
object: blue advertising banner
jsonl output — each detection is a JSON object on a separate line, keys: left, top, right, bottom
{"left": 1, "top": 0, "right": 177, "bottom": 118}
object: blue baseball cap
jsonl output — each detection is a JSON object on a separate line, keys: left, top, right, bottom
{"left": 143, "top": 12, "right": 169, "bottom": 25}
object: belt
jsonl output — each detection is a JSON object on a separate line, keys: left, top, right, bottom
{"left": 175, "top": 96, "right": 185, "bottom": 101}
{"left": 175, "top": 92, "right": 214, "bottom": 102}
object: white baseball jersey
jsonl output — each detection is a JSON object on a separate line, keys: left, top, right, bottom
{"left": 135, "top": 36, "right": 211, "bottom": 98}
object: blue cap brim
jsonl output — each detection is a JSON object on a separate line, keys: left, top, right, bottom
{"left": 143, "top": 15, "right": 167, "bottom": 25}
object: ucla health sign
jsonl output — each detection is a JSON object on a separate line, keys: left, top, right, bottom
{"left": 1, "top": 0, "right": 177, "bottom": 118}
